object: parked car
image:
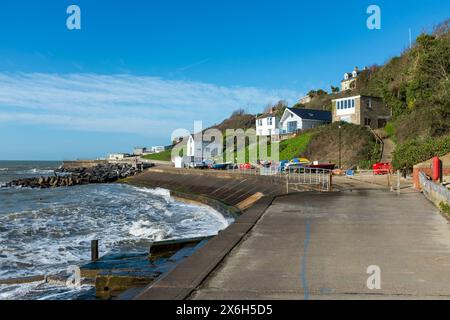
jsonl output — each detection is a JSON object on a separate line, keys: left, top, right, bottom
{"left": 189, "top": 161, "right": 208, "bottom": 169}
{"left": 373, "top": 162, "right": 393, "bottom": 175}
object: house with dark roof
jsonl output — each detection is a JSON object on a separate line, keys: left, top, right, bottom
{"left": 341, "top": 66, "right": 363, "bottom": 91}
{"left": 279, "top": 108, "right": 331, "bottom": 134}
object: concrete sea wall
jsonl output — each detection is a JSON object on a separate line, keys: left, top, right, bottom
{"left": 419, "top": 172, "right": 450, "bottom": 209}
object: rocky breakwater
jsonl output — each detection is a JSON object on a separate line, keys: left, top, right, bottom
{"left": 4, "top": 163, "right": 142, "bottom": 188}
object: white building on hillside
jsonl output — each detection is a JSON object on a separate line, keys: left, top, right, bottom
{"left": 186, "top": 134, "right": 222, "bottom": 162}
{"left": 279, "top": 108, "right": 331, "bottom": 134}
{"left": 256, "top": 113, "right": 280, "bottom": 136}
{"left": 150, "top": 146, "right": 165, "bottom": 153}
{"left": 108, "top": 153, "right": 130, "bottom": 160}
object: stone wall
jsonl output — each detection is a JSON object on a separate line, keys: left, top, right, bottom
{"left": 62, "top": 160, "right": 108, "bottom": 169}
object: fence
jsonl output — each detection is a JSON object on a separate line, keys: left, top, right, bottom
{"left": 221, "top": 166, "right": 332, "bottom": 192}
{"left": 344, "top": 169, "right": 402, "bottom": 194}
{"left": 285, "top": 167, "right": 332, "bottom": 192}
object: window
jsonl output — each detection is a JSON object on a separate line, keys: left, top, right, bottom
{"left": 258, "top": 119, "right": 262, "bottom": 126}
{"left": 364, "top": 118, "right": 372, "bottom": 126}
{"left": 344, "top": 100, "right": 348, "bottom": 108}
{"left": 268, "top": 117, "right": 273, "bottom": 125}
{"left": 351, "top": 99, "right": 355, "bottom": 108}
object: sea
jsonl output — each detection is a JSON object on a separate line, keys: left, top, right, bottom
{"left": 0, "top": 161, "right": 232, "bottom": 300}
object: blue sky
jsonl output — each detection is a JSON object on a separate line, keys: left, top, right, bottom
{"left": 0, "top": 0, "right": 448, "bottom": 160}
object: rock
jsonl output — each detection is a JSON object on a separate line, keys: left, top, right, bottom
{"left": 7, "top": 163, "right": 143, "bottom": 189}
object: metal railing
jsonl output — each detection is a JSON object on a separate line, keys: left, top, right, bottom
{"left": 170, "top": 165, "right": 332, "bottom": 192}
{"left": 285, "top": 167, "right": 332, "bottom": 192}
{"left": 344, "top": 169, "right": 401, "bottom": 194}
{"left": 224, "top": 166, "right": 332, "bottom": 192}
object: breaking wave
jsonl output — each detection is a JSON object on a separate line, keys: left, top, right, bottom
{"left": 0, "top": 183, "right": 233, "bottom": 299}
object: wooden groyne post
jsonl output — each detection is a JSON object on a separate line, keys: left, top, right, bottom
{"left": 91, "top": 240, "right": 99, "bottom": 262}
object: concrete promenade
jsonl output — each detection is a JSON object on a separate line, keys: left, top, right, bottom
{"left": 192, "top": 190, "right": 450, "bottom": 299}
{"left": 130, "top": 168, "right": 450, "bottom": 300}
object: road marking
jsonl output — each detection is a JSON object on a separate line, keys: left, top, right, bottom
{"left": 301, "top": 220, "right": 311, "bottom": 300}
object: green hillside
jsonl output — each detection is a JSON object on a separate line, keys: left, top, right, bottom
{"left": 296, "top": 20, "right": 449, "bottom": 169}
{"left": 279, "top": 123, "right": 380, "bottom": 168}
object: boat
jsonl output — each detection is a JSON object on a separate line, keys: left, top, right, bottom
{"left": 211, "top": 162, "right": 232, "bottom": 170}
{"left": 304, "top": 163, "right": 336, "bottom": 170}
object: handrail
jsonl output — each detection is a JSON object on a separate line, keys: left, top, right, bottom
{"left": 366, "top": 126, "right": 385, "bottom": 163}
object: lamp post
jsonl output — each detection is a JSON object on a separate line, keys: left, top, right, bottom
{"left": 338, "top": 125, "right": 342, "bottom": 169}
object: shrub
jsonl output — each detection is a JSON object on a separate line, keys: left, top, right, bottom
{"left": 440, "top": 202, "right": 450, "bottom": 216}
{"left": 384, "top": 121, "right": 395, "bottom": 139}
{"left": 392, "top": 135, "right": 450, "bottom": 170}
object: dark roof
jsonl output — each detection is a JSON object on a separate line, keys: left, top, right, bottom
{"left": 287, "top": 108, "right": 331, "bottom": 122}
{"left": 341, "top": 70, "right": 361, "bottom": 82}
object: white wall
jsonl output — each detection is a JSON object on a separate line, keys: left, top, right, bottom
{"left": 186, "top": 136, "right": 222, "bottom": 160}
{"left": 335, "top": 96, "right": 357, "bottom": 116}
{"left": 256, "top": 116, "right": 280, "bottom": 136}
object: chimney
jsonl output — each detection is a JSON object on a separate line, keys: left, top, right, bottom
{"left": 354, "top": 66, "right": 359, "bottom": 72}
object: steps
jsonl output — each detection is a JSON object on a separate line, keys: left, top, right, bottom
{"left": 381, "top": 137, "right": 395, "bottom": 163}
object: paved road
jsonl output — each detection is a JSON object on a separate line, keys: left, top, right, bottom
{"left": 190, "top": 189, "right": 450, "bottom": 299}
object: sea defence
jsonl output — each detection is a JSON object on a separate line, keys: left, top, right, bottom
{"left": 123, "top": 167, "right": 289, "bottom": 210}
{"left": 5, "top": 163, "right": 143, "bottom": 188}
{"left": 122, "top": 166, "right": 313, "bottom": 299}
{"left": 78, "top": 167, "right": 285, "bottom": 299}
{"left": 125, "top": 167, "right": 450, "bottom": 300}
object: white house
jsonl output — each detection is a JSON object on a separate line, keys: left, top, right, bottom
{"left": 279, "top": 108, "right": 331, "bottom": 134}
{"left": 108, "top": 153, "right": 130, "bottom": 160}
{"left": 256, "top": 113, "right": 280, "bottom": 136}
{"left": 298, "top": 95, "right": 312, "bottom": 105}
{"left": 150, "top": 146, "right": 165, "bottom": 153}
{"left": 186, "top": 134, "right": 222, "bottom": 162}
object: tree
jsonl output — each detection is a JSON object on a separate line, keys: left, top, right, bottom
{"left": 307, "top": 90, "right": 317, "bottom": 98}
{"left": 331, "top": 86, "right": 340, "bottom": 93}
{"left": 264, "top": 100, "right": 288, "bottom": 113}
{"left": 231, "top": 108, "right": 246, "bottom": 117}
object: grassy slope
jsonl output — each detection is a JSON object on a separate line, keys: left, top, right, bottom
{"left": 279, "top": 133, "right": 313, "bottom": 160}
{"left": 142, "top": 150, "right": 172, "bottom": 161}
{"left": 278, "top": 123, "right": 379, "bottom": 168}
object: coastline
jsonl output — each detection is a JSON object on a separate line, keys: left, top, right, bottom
{"left": 121, "top": 167, "right": 287, "bottom": 300}
{"left": 122, "top": 178, "right": 242, "bottom": 220}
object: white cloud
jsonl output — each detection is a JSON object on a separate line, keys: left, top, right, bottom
{"left": 0, "top": 73, "right": 302, "bottom": 137}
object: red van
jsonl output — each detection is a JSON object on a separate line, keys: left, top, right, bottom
{"left": 373, "top": 162, "right": 393, "bottom": 175}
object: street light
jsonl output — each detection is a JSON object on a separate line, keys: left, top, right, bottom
{"left": 338, "top": 125, "right": 342, "bottom": 169}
